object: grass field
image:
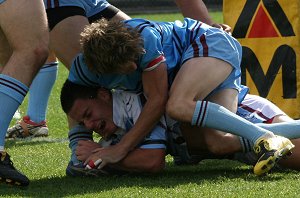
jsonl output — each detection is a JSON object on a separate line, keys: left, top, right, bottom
{"left": 1, "top": 12, "right": 300, "bottom": 197}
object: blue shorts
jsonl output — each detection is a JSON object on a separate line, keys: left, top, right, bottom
{"left": 0, "top": 0, "right": 5, "bottom": 4}
{"left": 182, "top": 23, "right": 243, "bottom": 95}
{"left": 44, "top": 0, "right": 109, "bottom": 17}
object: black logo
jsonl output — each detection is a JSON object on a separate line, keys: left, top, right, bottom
{"left": 241, "top": 45, "right": 296, "bottom": 98}
{"left": 232, "top": 0, "right": 295, "bottom": 38}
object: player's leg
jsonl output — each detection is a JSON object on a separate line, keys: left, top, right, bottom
{"left": 0, "top": 1, "right": 48, "bottom": 84}
{"left": 175, "top": 93, "right": 300, "bottom": 171}
{"left": 238, "top": 94, "right": 300, "bottom": 170}
{"left": 239, "top": 94, "right": 300, "bottom": 139}
{"left": 7, "top": 52, "right": 58, "bottom": 139}
{"left": 26, "top": 52, "right": 58, "bottom": 130}
{"left": 167, "top": 57, "right": 294, "bottom": 175}
{"left": 47, "top": 8, "right": 90, "bottom": 69}
{"left": 0, "top": 0, "right": 49, "bottom": 186}
{"left": 47, "top": 3, "right": 130, "bottom": 69}
{"left": 66, "top": 124, "right": 95, "bottom": 176}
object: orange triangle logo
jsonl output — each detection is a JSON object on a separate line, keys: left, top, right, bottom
{"left": 248, "top": 5, "right": 279, "bottom": 38}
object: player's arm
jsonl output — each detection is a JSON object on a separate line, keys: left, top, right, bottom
{"left": 110, "top": 148, "right": 165, "bottom": 173}
{"left": 83, "top": 62, "right": 168, "bottom": 168}
{"left": 118, "top": 62, "right": 168, "bottom": 153}
{"left": 175, "top": 0, "right": 213, "bottom": 24}
{"left": 175, "top": 0, "right": 231, "bottom": 33}
{"left": 77, "top": 141, "right": 166, "bottom": 173}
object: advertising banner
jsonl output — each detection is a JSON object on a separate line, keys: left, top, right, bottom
{"left": 224, "top": 0, "right": 300, "bottom": 118}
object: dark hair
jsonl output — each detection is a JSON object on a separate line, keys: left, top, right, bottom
{"left": 60, "top": 80, "right": 102, "bottom": 114}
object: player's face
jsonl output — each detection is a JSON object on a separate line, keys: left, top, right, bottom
{"left": 68, "top": 93, "right": 118, "bottom": 140}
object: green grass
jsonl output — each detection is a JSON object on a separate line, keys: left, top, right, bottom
{"left": 1, "top": 12, "right": 300, "bottom": 197}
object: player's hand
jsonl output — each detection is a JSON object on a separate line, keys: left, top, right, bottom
{"left": 211, "top": 23, "right": 232, "bottom": 34}
{"left": 84, "top": 143, "right": 128, "bottom": 169}
{"left": 76, "top": 140, "right": 101, "bottom": 162}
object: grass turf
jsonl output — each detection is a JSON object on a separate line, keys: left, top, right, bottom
{"left": 1, "top": 11, "right": 299, "bottom": 197}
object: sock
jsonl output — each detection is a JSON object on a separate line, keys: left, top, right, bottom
{"left": 239, "top": 137, "right": 253, "bottom": 152}
{"left": 237, "top": 121, "right": 300, "bottom": 152}
{"left": 191, "top": 101, "right": 274, "bottom": 144}
{"left": 0, "top": 74, "right": 28, "bottom": 147}
{"left": 27, "top": 62, "right": 58, "bottom": 123}
{"left": 68, "top": 125, "right": 93, "bottom": 165}
{"left": 257, "top": 121, "right": 300, "bottom": 139}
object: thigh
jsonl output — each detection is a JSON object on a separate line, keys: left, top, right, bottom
{"left": 0, "top": 0, "right": 48, "bottom": 50}
{"left": 0, "top": 27, "right": 11, "bottom": 67}
{"left": 169, "top": 57, "right": 233, "bottom": 101}
{"left": 49, "top": 15, "right": 89, "bottom": 68}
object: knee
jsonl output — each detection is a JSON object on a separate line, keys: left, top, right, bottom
{"left": 33, "top": 43, "right": 49, "bottom": 66}
{"left": 166, "top": 97, "right": 187, "bottom": 121}
{"left": 21, "top": 36, "right": 49, "bottom": 67}
{"left": 204, "top": 133, "right": 240, "bottom": 155}
{"left": 206, "top": 143, "right": 232, "bottom": 155}
{"left": 146, "top": 159, "right": 165, "bottom": 173}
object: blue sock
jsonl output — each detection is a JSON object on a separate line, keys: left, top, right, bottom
{"left": 0, "top": 74, "right": 28, "bottom": 147}
{"left": 191, "top": 100, "right": 273, "bottom": 144}
{"left": 238, "top": 121, "right": 300, "bottom": 152}
{"left": 257, "top": 121, "right": 300, "bottom": 139}
{"left": 68, "top": 125, "right": 93, "bottom": 165}
{"left": 27, "top": 62, "right": 58, "bottom": 123}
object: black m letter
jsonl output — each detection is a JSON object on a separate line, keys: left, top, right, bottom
{"left": 241, "top": 45, "right": 296, "bottom": 98}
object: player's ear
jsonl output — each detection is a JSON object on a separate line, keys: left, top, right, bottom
{"left": 96, "top": 88, "right": 111, "bottom": 101}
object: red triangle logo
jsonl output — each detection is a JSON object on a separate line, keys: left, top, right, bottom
{"left": 248, "top": 5, "right": 279, "bottom": 38}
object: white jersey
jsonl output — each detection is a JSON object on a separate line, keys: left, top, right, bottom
{"left": 99, "top": 90, "right": 167, "bottom": 149}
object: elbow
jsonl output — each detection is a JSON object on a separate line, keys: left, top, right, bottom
{"left": 143, "top": 150, "right": 166, "bottom": 173}
{"left": 174, "top": 0, "right": 188, "bottom": 7}
{"left": 145, "top": 157, "right": 165, "bottom": 173}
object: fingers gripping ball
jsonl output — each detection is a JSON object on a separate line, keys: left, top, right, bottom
{"left": 85, "top": 159, "right": 103, "bottom": 169}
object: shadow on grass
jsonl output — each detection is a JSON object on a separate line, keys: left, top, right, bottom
{"left": 0, "top": 160, "right": 288, "bottom": 197}
{"left": 5, "top": 137, "right": 68, "bottom": 148}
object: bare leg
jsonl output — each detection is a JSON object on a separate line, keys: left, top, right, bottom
{"left": 0, "top": 0, "right": 48, "bottom": 186}
{"left": 167, "top": 57, "right": 242, "bottom": 155}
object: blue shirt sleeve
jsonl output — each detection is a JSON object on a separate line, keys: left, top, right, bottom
{"left": 137, "top": 24, "right": 166, "bottom": 71}
{"left": 68, "top": 54, "right": 100, "bottom": 86}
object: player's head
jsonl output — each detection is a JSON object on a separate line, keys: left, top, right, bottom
{"left": 60, "top": 80, "right": 100, "bottom": 114}
{"left": 80, "top": 18, "right": 145, "bottom": 74}
{"left": 60, "top": 80, "right": 117, "bottom": 138}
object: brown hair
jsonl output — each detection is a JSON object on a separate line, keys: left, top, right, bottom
{"left": 80, "top": 18, "right": 144, "bottom": 74}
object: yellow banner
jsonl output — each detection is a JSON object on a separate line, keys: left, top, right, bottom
{"left": 224, "top": 0, "right": 300, "bottom": 118}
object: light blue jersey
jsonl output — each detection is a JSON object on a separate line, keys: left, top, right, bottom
{"left": 0, "top": 0, "right": 5, "bottom": 4}
{"left": 69, "top": 18, "right": 243, "bottom": 94}
{"left": 44, "top": 0, "right": 109, "bottom": 17}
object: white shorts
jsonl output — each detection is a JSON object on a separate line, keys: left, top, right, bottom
{"left": 237, "top": 94, "right": 286, "bottom": 123}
